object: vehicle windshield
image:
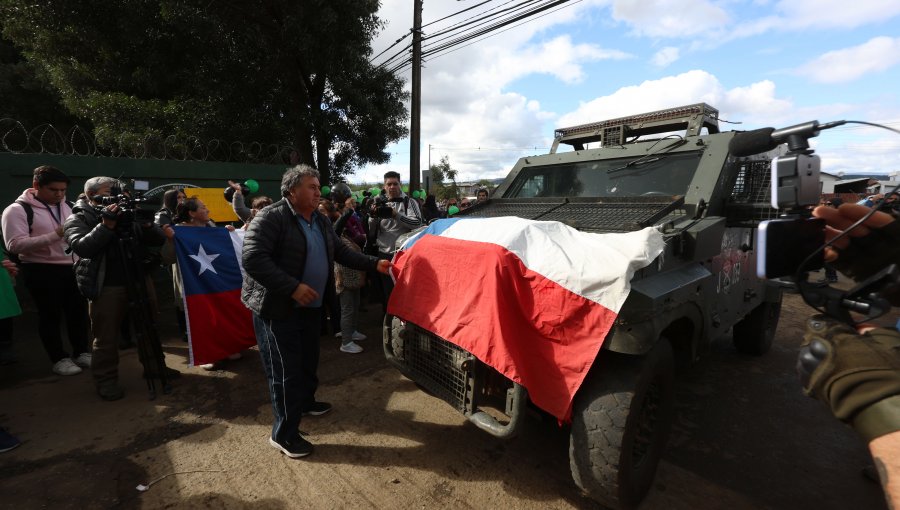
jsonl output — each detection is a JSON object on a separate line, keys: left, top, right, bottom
{"left": 505, "top": 151, "right": 702, "bottom": 198}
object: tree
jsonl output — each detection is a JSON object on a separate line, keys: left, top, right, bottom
{"left": 0, "top": 28, "right": 85, "bottom": 134}
{"left": 0, "top": 0, "right": 408, "bottom": 183}
{"left": 429, "top": 155, "right": 459, "bottom": 200}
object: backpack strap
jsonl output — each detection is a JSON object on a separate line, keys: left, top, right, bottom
{"left": 14, "top": 199, "right": 34, "bottom": 234}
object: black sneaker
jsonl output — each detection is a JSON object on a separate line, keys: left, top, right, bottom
{"left": 97, "top": 383, "right": 125, "bottom": 401}
{"left": 269, "top": 435, "right": 313, "bottom": 458}
{"left": 302, "top": 401, "right": 332, "bottom": 416}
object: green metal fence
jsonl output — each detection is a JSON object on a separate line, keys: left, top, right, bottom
{"left": 0, "top": 153, "right": 289, "bottom": 218}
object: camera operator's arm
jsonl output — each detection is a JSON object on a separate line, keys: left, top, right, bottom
{"left": 139, "top": 220, "right": 166, "bottom": 247}
{"left": 798, "top": 317, "right": 900, "bottom": 507}
{"left": 812, "top": 203, "right": 900, "bottom": 304}
{"left": 63, "top": 206, "right": 118, "bottom": 259}
{"left": 395, "top": 197, "right": 424, "bottom": 230}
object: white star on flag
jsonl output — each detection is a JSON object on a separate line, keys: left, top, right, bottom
{"left": 189, "top": 244, "right": 220, "bottom": 275}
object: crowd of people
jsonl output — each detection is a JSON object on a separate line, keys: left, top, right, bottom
{"left": 0, "top": 163, "right": 897, "bottom": 507}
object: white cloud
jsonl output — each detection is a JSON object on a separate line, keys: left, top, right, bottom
{"left": 651, "top": 47, "right": 680, "bottom": 67}
{"left": 557, "top": 70, "right": 793, "bottom": 127}
{"left": 610, "top": 0, "right": 730, "bottom": 38}
{"left": 355, "top": 0, "right": 631, "bottom": 182}
{"left": 798, "top": 36, "right": 900, "bottom": 84}
{"left": 774, "top": 0, "right": 900, "bottom": 30}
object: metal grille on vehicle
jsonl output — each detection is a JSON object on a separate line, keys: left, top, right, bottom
{"left": 725, "top": 159, "right": 780, "bottom": 225}
{"left": 461, "top": 197, "right": 684, "bottom": 233}
{"left": 402, "top": 323, "right": 472, "bottom": 413}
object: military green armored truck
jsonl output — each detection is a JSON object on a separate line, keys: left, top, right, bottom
{"left": 383, "top": 103, "right": 783, "bottom": 509}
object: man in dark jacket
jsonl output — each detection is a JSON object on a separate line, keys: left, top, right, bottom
{"left": 64, "top": 177, "right": 175, "bottom": 401}
{"left": 242, "top": 165, "right": 389, "bottom": 459}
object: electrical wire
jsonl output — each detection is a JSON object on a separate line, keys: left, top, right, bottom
{"left": 389, "top": 0, "right": 578, "bottom": 74}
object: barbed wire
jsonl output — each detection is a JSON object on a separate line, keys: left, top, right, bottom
{"left": 0, "top": 119, "right": 298, "bottom": 165}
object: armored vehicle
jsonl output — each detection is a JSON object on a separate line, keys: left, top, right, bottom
{"left": 383, "top": 103, "right": 783, "bottom": 509}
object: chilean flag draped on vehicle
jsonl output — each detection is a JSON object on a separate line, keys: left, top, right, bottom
{"left": 387, "top": 217, "right": 665, "bottom": 421}
{"left": 173, "top": 226, "right": 256, "bottom": 366}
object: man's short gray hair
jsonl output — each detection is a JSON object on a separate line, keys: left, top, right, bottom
{"left": 83, "top": 176, "right": 122, "bottom": 196}
{"left": 280, "top": 164, "right": 320, "bottom": 197}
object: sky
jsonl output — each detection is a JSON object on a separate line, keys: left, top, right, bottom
{"left": 349, "top": 0, "right": 900, "bottom": 184}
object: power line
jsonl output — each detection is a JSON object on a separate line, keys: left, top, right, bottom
{"left": 421, "top": 0, "right": 495, "bottom": 29}
{"left": 389, "top": 0, "right": 577, "bottom": 74}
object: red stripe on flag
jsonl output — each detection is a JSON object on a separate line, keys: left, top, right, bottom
{"left": 387, "top": 234, "right": 617, "bottom": 421}
{"left": 185, "top": 289, "right": 256, "bottom": 366}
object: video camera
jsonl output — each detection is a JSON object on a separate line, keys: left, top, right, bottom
{"left": 373, "top": 194, "right": 403, "bottom": 219}
{"left": 730, "top": 120, "right": 900, "bottom": 324}
{"left": 96, "top": 181, "right": 154, "bottom": 231}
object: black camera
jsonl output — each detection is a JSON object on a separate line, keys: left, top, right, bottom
{"left": 373, "top": 195, "right": 403, "bottom": 219}
{"left": 97, "top": 186, "right": 153, "bottom": 230}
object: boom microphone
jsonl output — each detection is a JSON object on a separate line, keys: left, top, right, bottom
{"left": 729, "top": 120, "right": 847, "bottom": 157}
{"left": 728, "top": 127, "right": 777, "bottom": 157}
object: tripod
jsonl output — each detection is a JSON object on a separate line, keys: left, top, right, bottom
{"left": 114, "top": 223, "right": 171, "bottom": 399}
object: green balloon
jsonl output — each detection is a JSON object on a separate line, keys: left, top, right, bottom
{"left": 401, "top": 184, "right": 409, "bottom": 193}
{"left": 369, "top": 187, "right": 380, "bottom": 196}
{"left": 411, "top": 190, "right": 421, "bottom": 199}
{"left": 244, "top": 179, "right": 260, "bottom": 193}
{"left": 448, "top": 205, "right": 460, "bottom": 216}
{"left": 321, "top": 185, "right": 331, "bottom": 196}
{"left": 355, "top": 194, "right": 362, "bottom": 203}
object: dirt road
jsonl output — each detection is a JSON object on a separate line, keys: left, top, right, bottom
{"left": 0, "top": 283, "right": 890, "bottom": 509}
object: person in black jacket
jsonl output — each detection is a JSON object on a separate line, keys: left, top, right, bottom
{"left": 64, "top": 177, "right": 176, "bottom": 401}
{"left": 242, "top": 165, "right": 389, "bottom": 459}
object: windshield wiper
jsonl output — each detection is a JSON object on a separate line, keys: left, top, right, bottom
{"left": 607, "top": 136, "right": 686, "bottom": 174}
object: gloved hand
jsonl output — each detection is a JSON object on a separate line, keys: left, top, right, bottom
{"left": 798, "top": 315, "right": 900, "bottom": 441}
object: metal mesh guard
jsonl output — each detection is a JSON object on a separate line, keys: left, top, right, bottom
{"left": 403, "top": 324, "right": 472, "bottom": 413}
{"left": 462, "top": 197, "right": 682, "bottom": 233}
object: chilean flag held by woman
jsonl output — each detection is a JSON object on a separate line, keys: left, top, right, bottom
{"left": 387, "top": 217, "right": 665, "bottom": 421}
{"left": 173, "top": 226, "right": 256, "bottom": 366}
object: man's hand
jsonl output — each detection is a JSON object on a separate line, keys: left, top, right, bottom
{"left": 55, "top": 225, "right": 64, "bottom": 238}
{"left": 2, "top": 259, "right": 18, "bottom": 278}
{"left": 228, "top": 180, "right": 242, "bottom": 194}
{"left": 225, "top": 225, "right": 236, "bottom": 232}
{"left": 101, "top": 204, "right": 119, "bottom": 230}
{"left": 798, "top": 314, "right": 900, "bottom": 440}
{"left": 812, "top": 204, "right": 900, "bottom": 305}
{"left": 376, "top": 259, "right": 392, "bottom": 275}
{"left": 162, "top": 224, "right": 175, "bottom": 240}
{"left": 291, "top": 283, "right": 319, "bottom": 306}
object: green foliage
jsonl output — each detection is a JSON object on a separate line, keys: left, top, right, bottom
{"left": 0, "top": 29, "right": 84, "bottom": 130}
{"left": 0, "top": 0, "right": 408, "bottom": 182}
{"left": 429, "top": 155, "right": 460, "bottom": 200}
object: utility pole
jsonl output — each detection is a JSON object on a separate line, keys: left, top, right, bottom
{"left": 409, "top": 0, "right": 422, "bottom": 192}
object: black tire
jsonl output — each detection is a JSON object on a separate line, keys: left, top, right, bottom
{"left": 732, "top": 293, "right": 782, "bottom": 355}
{"left": 569, "top": 340, "right": 675, "bottom": 510}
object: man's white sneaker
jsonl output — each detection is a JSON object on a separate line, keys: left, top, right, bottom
{"left": 339, "top": 342, "right": 363, "bottom": 354}
{"left": 336, "top": 331, "right": 366, "bottom": 341}
{"left": 52, "top": 358, "right": 82, "bottom": 376}
{"left": 73, "top": 352, "right": 92, "bottom": 368}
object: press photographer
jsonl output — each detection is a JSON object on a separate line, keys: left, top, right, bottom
{"left": 367, "top": 171, "right": 423, "bottom": 309}
{"left": 64, "top": 176, "right": 178, "bottom": 401}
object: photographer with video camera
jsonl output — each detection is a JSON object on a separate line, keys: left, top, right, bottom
{"left": 64, "top": 177, "right": 178, "bottom": 401}
{"left": 800, "top": 199, "right": 900, "bottom": 507}
{"left": 367, "top": 171, "right": 423, "bottom": 308}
